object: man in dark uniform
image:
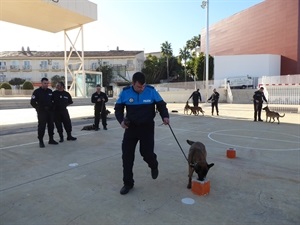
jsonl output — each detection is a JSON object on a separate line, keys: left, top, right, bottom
{"left": 52, "top": 82, "right": 77, "bottom": 142}
{"left": 114, "top": 72, "right": 170, "bottom": 195}
{"left": 188, "top": 88, "right": 202, "bottom": 107}
{"left": 91, "top": 84, "right": 108, "bottom": 130}
{"left": 207, "top": 88, "right": 220, "bottom": 116}
{"left": 30, "top": 77, "right": 58, "bottom": 148}
{"left": 253, "top": 87, "right": 268, "bottom": 122}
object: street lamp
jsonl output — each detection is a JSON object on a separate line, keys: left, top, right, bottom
{"left": 201, "top": 0, "right": 209, "bottom": 100}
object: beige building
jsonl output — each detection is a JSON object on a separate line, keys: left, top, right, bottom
{"left": 0, "top": 49, "right": 145, "bottom": 86}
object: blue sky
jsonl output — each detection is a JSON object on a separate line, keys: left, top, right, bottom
{"left": 0, "top": 0, "right": 263, "bottom": 55}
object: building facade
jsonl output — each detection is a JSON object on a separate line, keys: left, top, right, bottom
{"left": 0, "top": 49, "right": 144, "bottom": 85}
{"left": 201, "top": 0, "right": 300, "bottom": 75}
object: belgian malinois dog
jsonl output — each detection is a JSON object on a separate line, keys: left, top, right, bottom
{"left": 186, "top": 140, "right": 214, "bottom": 189}
{"left": 262, "top": 106, "right": 285, "bottom": 124}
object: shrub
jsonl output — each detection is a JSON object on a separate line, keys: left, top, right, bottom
{"left": 22, "top": 81, "right": 34, "bottom": 90}
{"left": 9, "top": 78, "right": 26, "bottom": 86}
{"left": 0, "top": 82, "right": 12, "bottom": 89}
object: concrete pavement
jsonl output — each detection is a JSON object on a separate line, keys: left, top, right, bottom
{"left": 0, "top": 103, "right": 299, "bottom": 225}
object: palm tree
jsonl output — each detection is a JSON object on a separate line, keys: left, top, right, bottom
{"left": 186, "top": 35, "right": 201, "bottom": 57}
{"left": 161, "top": 41, "right": 173, "bottom": 81}
{"left": 179, "top": 47, "right": 191, "bottom": 82}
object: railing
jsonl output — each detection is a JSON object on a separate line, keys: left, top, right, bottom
{"left": 259, "top": 75, "right": 300, "bottom": 105}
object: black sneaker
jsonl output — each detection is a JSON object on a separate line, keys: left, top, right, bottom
{"left": 258, "top": 119, "right": 263, "bottom": 122}
{"left": 48, "top": 139, "right": 58, "bottom": 145}
{"left": 67, "top": 136, "right": 77, "bottom": 141}
{"left": 151, "top": 168, "right": 159, "bottom": 179}
{"left": 59, "top": 137, "right": 64, "bottom": 143}
{"left": 120, "top": 185, "right": 133, "bottom": 195}
{"left": 103, "top": 127, "right": 108, "bottom": 130}
{"left": 95, "top": 128, "right": 100, "bottom": 131}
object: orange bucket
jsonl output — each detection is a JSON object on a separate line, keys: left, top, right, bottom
{"left": 191, "top": 179, "right": 210, "bottom": 196}
{"left": 227, "top": 148, "right": 236, "bottom": 158}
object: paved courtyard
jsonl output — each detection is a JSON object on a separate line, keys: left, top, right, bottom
{"left": 0, "top": 103, "right": 299, "bottom": 225}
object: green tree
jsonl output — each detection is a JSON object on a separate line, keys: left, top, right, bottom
{"left": 161, "top": 41, "right": 173, "bottom": 81}
{"left": 96, "top": 65, "right": 113, "bottom": 87}
{"left": 186, "top": 35, "right": 201, "bottom": 53}
{"left": 194, "top": 53, "right": 214, "bottom": 81}
{"left": 179, "top": 47, "right": 191, "bottom": 82}
{"left": 51, "top": 75, "right": 65, "bottom": 88}
{"left": 142, "top": 54, "right": 165, "bottom": 84}
{"left": 9, "top": 78, "right": 26, "bottom": 88}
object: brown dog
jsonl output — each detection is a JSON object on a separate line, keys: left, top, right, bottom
{"left": 185, "top": 103, "right": 205, "bottom": 116}
{"left": 186, "top": 140, "right": 214, "bottom": 189}
{"left": 192, "top": 106, "right": 205, "bottom": 116}
{"left": 262, "top": 106, "right": 285, "bottom": 124}
{"left": 184, "top": 101, "right": 190, "bottom": 114}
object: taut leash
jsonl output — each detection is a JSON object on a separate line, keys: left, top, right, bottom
{"left": 167, "top": 124, "right": 189, "bottom": 162}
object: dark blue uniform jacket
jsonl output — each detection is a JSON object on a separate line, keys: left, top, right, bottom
{"left": 114, "top": 85, "right": 169, "bottom": 126}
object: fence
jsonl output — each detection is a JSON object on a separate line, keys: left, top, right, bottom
{"left": 1, "top": 75, "right": 299, "bottom": 105}
{"left": 259, "top": 74, "right": 300, "bottom": 105}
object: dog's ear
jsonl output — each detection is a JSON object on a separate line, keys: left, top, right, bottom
{"left": 186, "top": 140, "right": 194, "bottom": 146}
{"left": 207, "top": 163, "right": 214, "bottom": 169}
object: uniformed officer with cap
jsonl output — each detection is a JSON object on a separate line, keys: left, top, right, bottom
{"left": 52, "top": 81, "right": 77, "bottom": 142}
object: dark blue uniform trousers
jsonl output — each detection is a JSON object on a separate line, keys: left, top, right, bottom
{"left": 122, "top": 122, "right": 158, "bottom": 187}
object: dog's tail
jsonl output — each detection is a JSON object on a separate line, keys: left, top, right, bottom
{"left": 279, "top": 113, "right": 285, "bottom": 117}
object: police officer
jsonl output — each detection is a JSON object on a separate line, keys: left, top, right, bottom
{"left": 188, "top": 89, "right": 202, "bottom": 107}
{"left": 30, "top": 77, "right": 58, "bottom": 148}
{"left": 207, "top": 88, "right": 220, "bottom": 116}
{"left": 52, "top": 82, "right": 77, "bottom": 142}
{"left": 253, "top": 87, "right": 268, "bottom": 122}
{"left": 91, "top": 84, "right": 108, "bottom": 130}
{"left": 114, "top": 72, "right": 170, "bottom": 195}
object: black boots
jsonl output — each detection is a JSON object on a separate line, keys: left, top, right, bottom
{"left": 39, "top": 139, "right": 45, "bottom": 148}
{"left": 67, "top": 132, "right": 77, "bottom": 141}
{"left": 59, "top": 133, "right": 64, "bottom": 143}
{"left": 48, "top": 136, "right": 58, "bottom": 145}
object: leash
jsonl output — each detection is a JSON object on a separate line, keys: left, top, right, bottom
{"left": 167, "top": 124, "right": 189, "bottom": 162}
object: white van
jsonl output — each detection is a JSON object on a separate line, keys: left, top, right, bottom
{"left": 226, "top": 75, "right": 254, "bottom": 89}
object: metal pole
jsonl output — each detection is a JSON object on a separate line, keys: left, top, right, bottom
{"left": 205, "top": 0, "right": 209, "bottom": 100}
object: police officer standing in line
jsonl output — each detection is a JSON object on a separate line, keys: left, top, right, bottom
{"left": 253, "top": 86, "right": 268, "bottom": 122}
{"left": 188, "top": 89, "right": 202, "bottom": 107}
{"left": 207, "top": 88, "right": 220, "bottom": 116}
{"left": 114, "top": 72, "right": 170, "bottom": 195}
{"left": 91, "top": 84, "right": 108, "bottom": 130}
{"left": 52, "top": 82, "right": 77, "bottom": 142}
{"left": 30, "top": 77, "right": 58, "bottom": 148}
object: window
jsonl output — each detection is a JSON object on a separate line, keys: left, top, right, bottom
{"left": 126, "top": 60, "right": 134, "bottom": 70}
{"left": 52, "top": 62, "right": 60, "bottom": 70}
{"left": 23, "top": 60, "right": 31, "bottom": 70}
{"left": 91, "top": 62, "right": 98, "bottom": 70}
{"left": 0, "top": 61, "right": 6, "bottom": 70}
{"left": 40, "top": 60, "right": 48, "bottom": 70}
{"left": 10, "top": 61, "right": 19, "bottom": 70}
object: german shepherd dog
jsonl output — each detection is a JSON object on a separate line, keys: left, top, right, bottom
{"left": 192, "top": 106, "right": 205, "bottom": 116}
{"left": 184, "top": 102, "right": 205, "bottom": 116}
{"left": 184, "top": 101, "right": 190, "bottom": 114}
{"left": 186, "top": 140, "right": 214, "bottom": 189}
{"left": 262, "top": 106, "right": 285, "bottom": 124}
